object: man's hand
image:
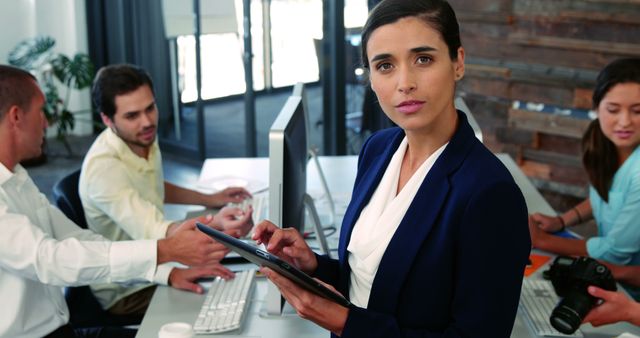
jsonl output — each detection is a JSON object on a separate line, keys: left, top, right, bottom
{"left": 165, "top": 214, "right": 214, "bottom": 237}
{"left": 212, "top": 205, "right": 254, "bottom": 237}
{"left": 158, "top": 216, "right": 230, "bottom": 266}
{"left": 583, "top": 286, "right": 640, "bottom": 326}
{"left": 168, "top": 265, "right": 235, "bottom": 294}
{"left": 206, "top": 187, "right": 251, "bottom": 208}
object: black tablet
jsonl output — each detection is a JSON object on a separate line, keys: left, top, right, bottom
{"left": 196, "top": 223, "right": 351, "bottom": 307}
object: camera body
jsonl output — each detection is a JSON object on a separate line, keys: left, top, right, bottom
{"left": 545, "top": 256, "right": 617, "bottom": 334}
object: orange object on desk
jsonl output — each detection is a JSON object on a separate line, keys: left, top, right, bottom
{"left": 524, "top": 254, "right": 552, "bottom": 277}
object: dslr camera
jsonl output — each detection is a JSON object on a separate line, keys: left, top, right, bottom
{"left": 544, "top": 256, "right": 617, "bottom": 334}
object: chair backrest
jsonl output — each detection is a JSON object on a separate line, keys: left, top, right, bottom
{"left": 454, "top": 97, "right": 483, "bottom": 143}
{"left": 53, "top": 168, "right": 143, "bottom": 327}
{"left": 52, "top": 169, "right": 88, "bottom": 229}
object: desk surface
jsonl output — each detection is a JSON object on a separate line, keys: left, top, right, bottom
{"left": 138, "top": 269, "right": 327, "bottom": 338}
{"left": 139, "top": 154, "right": 640, "bottom": 337}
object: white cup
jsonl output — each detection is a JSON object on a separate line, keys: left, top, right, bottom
{"left": 158, "top": 322, "right": 194, "bottom": 338}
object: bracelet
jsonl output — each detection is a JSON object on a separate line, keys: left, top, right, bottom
{"left": 573, "top": 207, "right": 583, "bottom": 224}
{"left": 556, "top": 216, "right": 566, "bottom": 232}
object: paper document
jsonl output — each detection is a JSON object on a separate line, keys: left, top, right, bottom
{"left": 198, "top": 175, "right": 268, "bottom": 194}
{"left": 524, "top": 254, "right": 552, "bottom": 277}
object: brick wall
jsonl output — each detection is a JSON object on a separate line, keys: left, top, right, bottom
{"left": 451, "top": 0, "right": 640, "bottom": 208}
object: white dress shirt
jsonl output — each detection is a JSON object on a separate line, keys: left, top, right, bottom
{"left": 80, "top": 128, "right": 174, "bottom": 309}
{"left": 347, "top": 137, "right": 446, "bottom": 308}
{"left": 0, "top": 163, "right": 158, "bottom": 338}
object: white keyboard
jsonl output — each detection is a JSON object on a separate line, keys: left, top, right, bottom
{"left": 193, "top": 269, "right": 256, "bottom": 334}
{"left": 520, "top": 279, "right": 583, "bottom": 337}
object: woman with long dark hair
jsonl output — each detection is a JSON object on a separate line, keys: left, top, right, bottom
{"left": 529, "top": 57, "right": 640, "bottom": 299}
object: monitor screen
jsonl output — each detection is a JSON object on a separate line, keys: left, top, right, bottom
{"left": 268, "top": 92, "right": 308, "bottom": 233}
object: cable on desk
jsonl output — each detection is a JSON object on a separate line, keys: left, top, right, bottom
{"left": 308, "top": 246, "right": 340, "bottom": 253}
{"left": 304, "top": 226, "right": 337, "bottom": 239}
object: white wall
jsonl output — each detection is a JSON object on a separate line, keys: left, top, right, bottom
{"left": 1, "top": 0, "right": 92, "bottom": 136}
{"left": 0, "top": 0, "right": 36, "bottom": 63}
{"left": 35, "top": 0, "right": 92, "bottom": 136}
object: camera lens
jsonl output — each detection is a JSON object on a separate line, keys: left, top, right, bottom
{"left": 550, "top": 306, "right": 581, "bottom": 334}
{"left": 550, "top": 290, "right": 595, "bottom": 334}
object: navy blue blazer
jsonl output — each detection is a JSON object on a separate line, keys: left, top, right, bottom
{"left": 314, "top": 111, "right": 531, "bottom": 338}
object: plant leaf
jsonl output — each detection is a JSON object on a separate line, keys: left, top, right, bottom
{"left": 52, "top": 53, "right": 94, "bottom": 90}
{"left": 51, "top": 54, "right": 70, "bottom": 84}
{"left": 43, "top": 82, "right": 60, "bottom": 123}
{"left": 8, "top": 36, "right": 56, "bottom": 69}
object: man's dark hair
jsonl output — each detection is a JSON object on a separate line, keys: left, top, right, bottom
{"left": 92, "top": 64, "right": 155, "bottom": 119}
{"left": 0, "top": 65, "right": 38, "bottom": 121}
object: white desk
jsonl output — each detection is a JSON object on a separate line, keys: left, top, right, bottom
{"left": 139, "top": 156, "right": 355, "bottom": 338}
{"left": 197, "top": 156, "right": 357, "bottom": 203}
{"left": 137, "top": 154, "right": 640, "bottom": 338}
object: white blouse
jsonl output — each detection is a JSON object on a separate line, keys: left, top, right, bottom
{"left": 347, "top": 137, "right": 447, "bottom": 308}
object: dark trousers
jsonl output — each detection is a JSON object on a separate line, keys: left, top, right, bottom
{"left": 44, "top": 323, "right": 136, "bottom": 338}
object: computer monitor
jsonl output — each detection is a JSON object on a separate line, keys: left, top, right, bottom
{"left": 263, "top": 83, "right": 331, "bottom": 316}
{"left": 268, "top": 93, "right": 307, "bottom": 233}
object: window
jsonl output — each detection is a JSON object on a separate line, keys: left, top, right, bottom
{"left": 270, "top": 0, "right": 322, "bottom": 88}
{"left": 175, "top": 0, "right": 264, "bottom": 102}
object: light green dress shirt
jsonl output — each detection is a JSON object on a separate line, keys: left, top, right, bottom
{"left": 79, "top": 128, "right": 174, "bottom": 309}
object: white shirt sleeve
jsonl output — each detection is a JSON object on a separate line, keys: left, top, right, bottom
{"left": 0, "top": 205, "right": 157, "bottom": 287}
{"left": 153, "top": 264, "right": 174, "bottom": 285}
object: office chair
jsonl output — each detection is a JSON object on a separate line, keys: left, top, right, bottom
{"left": 52, "top": 169, "right": 143, "bottom": 328}
{"left": 53, "top": 169, "right": 87, "bottom": 229}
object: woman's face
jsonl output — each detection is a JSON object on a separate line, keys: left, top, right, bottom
{"left": 366, "top": 16, "right": 464, "bottom": 134}
{"left": 597, "top": 82, "right": 640, "bottom": 157}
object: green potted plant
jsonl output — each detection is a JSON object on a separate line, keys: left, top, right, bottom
{"left": 8, "top": 36, "right": 94, "bottom": 157}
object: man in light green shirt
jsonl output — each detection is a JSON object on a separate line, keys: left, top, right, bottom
{"left": 79, "top": 64, "right": 254, "bottom": 316}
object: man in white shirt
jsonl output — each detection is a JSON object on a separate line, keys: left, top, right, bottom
{"left": 0, "top": 65, "right": 230, "bottom": 337}
{"left": 79, "top": 64, "right": 254, "bottom": 316}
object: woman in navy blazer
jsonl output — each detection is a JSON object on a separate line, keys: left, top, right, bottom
{"left": 253, "top": 1, "right": 531, "bottom": 337}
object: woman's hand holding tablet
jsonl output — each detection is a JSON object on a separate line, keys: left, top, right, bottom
{"left": 195, "top": 222, "right": 350, "bottom": 307}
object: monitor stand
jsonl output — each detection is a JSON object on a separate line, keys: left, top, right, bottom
{"left": 259, "top": 193, "right": 331, "bottom": 317}
{"left": 303, "top": 193, "right": 330, "bottom": 256}
{"left": 308, "top": 148, "right": 336, "bottom": 227}
{"left": 260, "top": 281, "right": 288, "bottom": 317}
